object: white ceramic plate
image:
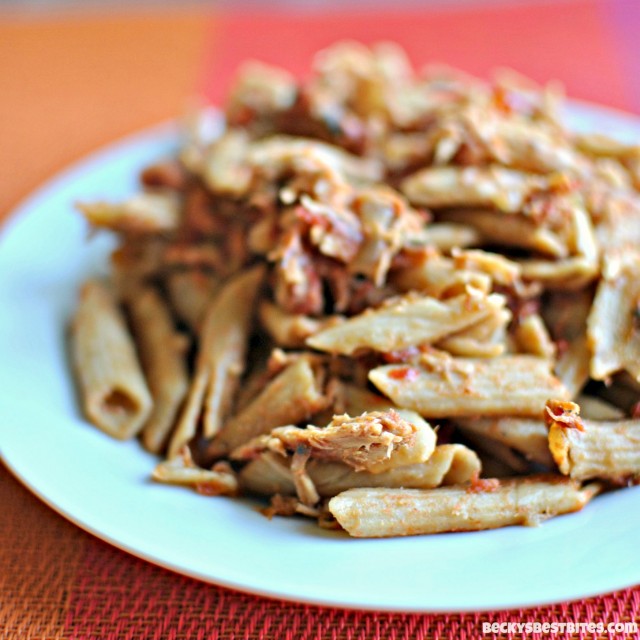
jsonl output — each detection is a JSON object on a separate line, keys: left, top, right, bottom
{"left": 1, "top": 103, "right": 640, "bottom": 614}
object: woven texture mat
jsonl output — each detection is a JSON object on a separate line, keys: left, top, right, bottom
{"left": 2, "top": 463, "right": 638, "bottom": 640}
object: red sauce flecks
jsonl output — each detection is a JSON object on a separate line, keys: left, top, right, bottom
{"left": 388, "top": 367, "right": 420, "bottom": 382}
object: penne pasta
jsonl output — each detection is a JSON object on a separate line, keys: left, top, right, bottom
{"left": 513, "top": 313, "right": 556, "bottom": 359}
{"left": 164, "top": 269, "right": 220, "bottom": 334}
{"left": 438, "top": 208, "right": 567, "bottom": 257}
{"left": 553, "top": 334, "right": 590, "bottom": 400}
{"left": 128, "top": 286, "right": 190, "bottom": 454}
{"left": 546, "top": 400, "right": 640, "bottom": 483}
{"left": 152, "top": 447, "right": 238, "bottom": 496}
{"left": 455, "top": 416, "right": 553, "bottom": 467}
{"left": 240, "top": 444, "right": 480, "bottom": 498}
{"left": 400, "top": 165, "right": 544, "bottom": 212}
{"left": 259, "top": 300, "right": 337, "bottom": 348}
{"left": 328, "top": 476, "right": 600, "bottom": 537}
{"left": 168, "top": 265, "right": 264, "bottom": 457}
{"left": 369, "top": 354, "right": 567, "bottom": 418}
{"left": 412, "top": 223, "right": 481, "bottom": 251}
{"left": 70, "top": 280, "right": 153, "bottom": 440}
{"left": 306, "top": 289, "right": 506, "bottom": 356}
{"left": 587, "top": 253, "right": 640, "bottom": 383}
{"left": 390, "top": 251, "right": 492, "bottom": 298}
{"left": 206, "top": 356, "right": 330, "bottom": 459}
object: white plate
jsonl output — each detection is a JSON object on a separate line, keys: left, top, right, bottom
{"left": 1, "top": 103, "right": 640, "bottom": 614}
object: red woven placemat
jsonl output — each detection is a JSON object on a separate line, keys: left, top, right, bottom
{"left": 2, "top": 463, "right": 638, "bottom": 640}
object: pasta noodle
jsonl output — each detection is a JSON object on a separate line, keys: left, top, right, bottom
{"left": 328, "top": 477, "right": 601, "bottom": 538}
{"left": 127, "top": 285, "right": 190, "bottom": 453}
{"left": 70, "top": 280, "right": 153, "bottom": 439}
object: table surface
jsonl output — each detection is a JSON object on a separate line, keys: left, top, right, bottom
{"left": 1, "top": 2, "right": 639, "bottom": 637}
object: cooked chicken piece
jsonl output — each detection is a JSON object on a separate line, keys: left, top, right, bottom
{"left": 201, "top": 128, "right": 253, "bottom": 196}
{"left": 225, "top": 60, "right": 297, "bottom": 126}
{"left": 232, "top": 409, "right": 436, "bottom": 474}
{"left": 349, "top": 186, "right": 426, "bottom": 286}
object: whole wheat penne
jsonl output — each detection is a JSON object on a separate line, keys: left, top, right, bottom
{"left": 554, "top": 334, "right": 590, "bottom": 399}
{"left": 575, "top": 132, "right": 640, "bottom": 161}
{"left": 452, "top": 249, "right": 522, "bottom": 286}
{"left": 328, "top": 476, "right": 599, "bottom": 537}
{"left": 470, "top": 111, "right": 586, "bottom": 174}
{"left": 306, "top": 289, "right": 505, "bottom": 355}
{"left": 240, "top": 444, "right": 480, "bottom": 498}
{"left": 206, "top": 357, "right": 330, "bottom": 459}
{"left": 436, "top": 306, "right": 510, "bottom": 358}
{"left": 70, "top": 280, "right": 153, "bottom": 439}
{"left": 414, "top": 223, "right": 481, "bottom": 251}
{"left": 128, "top": 286, "right": 190, "bottom": 454}
{"left": 401, "top": 166, "right": 544, "bottom": 212}
{"left": 587, "top": 253, "right": 640, "bottom": 382}
{"left": 438, "top": 209, "right": 567, "bottom": 257}
{"left": 152, "top": 447, "right": 238, "bottom": 496}
{"left": 369, "top": 354, "right": 568, "bottom": 418}
{"left": 519, "top": 256, "right": 598, "bottom": 290}
{"left": 546, "top": 403, "right": 640, "bottom": 482}
{"left": 259, "top": 300, "right": 337, "bottom": 348}
{"left": 164, "top": 270, "right": 220, "bottom": 334}
{"left": 110, "top": 236, "right": 169, "bottom": 301}
{"left": 576, "top": 395, "right": 625, "bottom": 421}
{"left": 568, "top": 204, "right": 599, "bottom": 263}
{"left": 513, "top": 313, "right": 555, "bottom": 358}
{"left": 459, "top": 432, "right": 531, "bottom": 474}
{"left": 168, "top": 266, "right": 264, "bottom": 457}
{"left": 455, "top": 417, "right": 553, "bottom": 467}
{"left": 590, "top": 190, "right": 640, "bottom": 254}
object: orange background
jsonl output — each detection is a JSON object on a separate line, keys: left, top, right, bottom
{"left": 0, "top": 8, "right": 210, "bottom": 218}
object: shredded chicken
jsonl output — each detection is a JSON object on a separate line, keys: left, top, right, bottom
{"left": 232, "top": 409, "right": 419, "bottom": 472}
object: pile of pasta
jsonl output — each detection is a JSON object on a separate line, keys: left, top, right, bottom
{"left": 71, "top": 41, "right": 640, "bottom": 537}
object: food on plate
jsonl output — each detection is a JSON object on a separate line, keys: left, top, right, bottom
{"left": 70, "top": 41, "right": 640, "bottom": 537}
